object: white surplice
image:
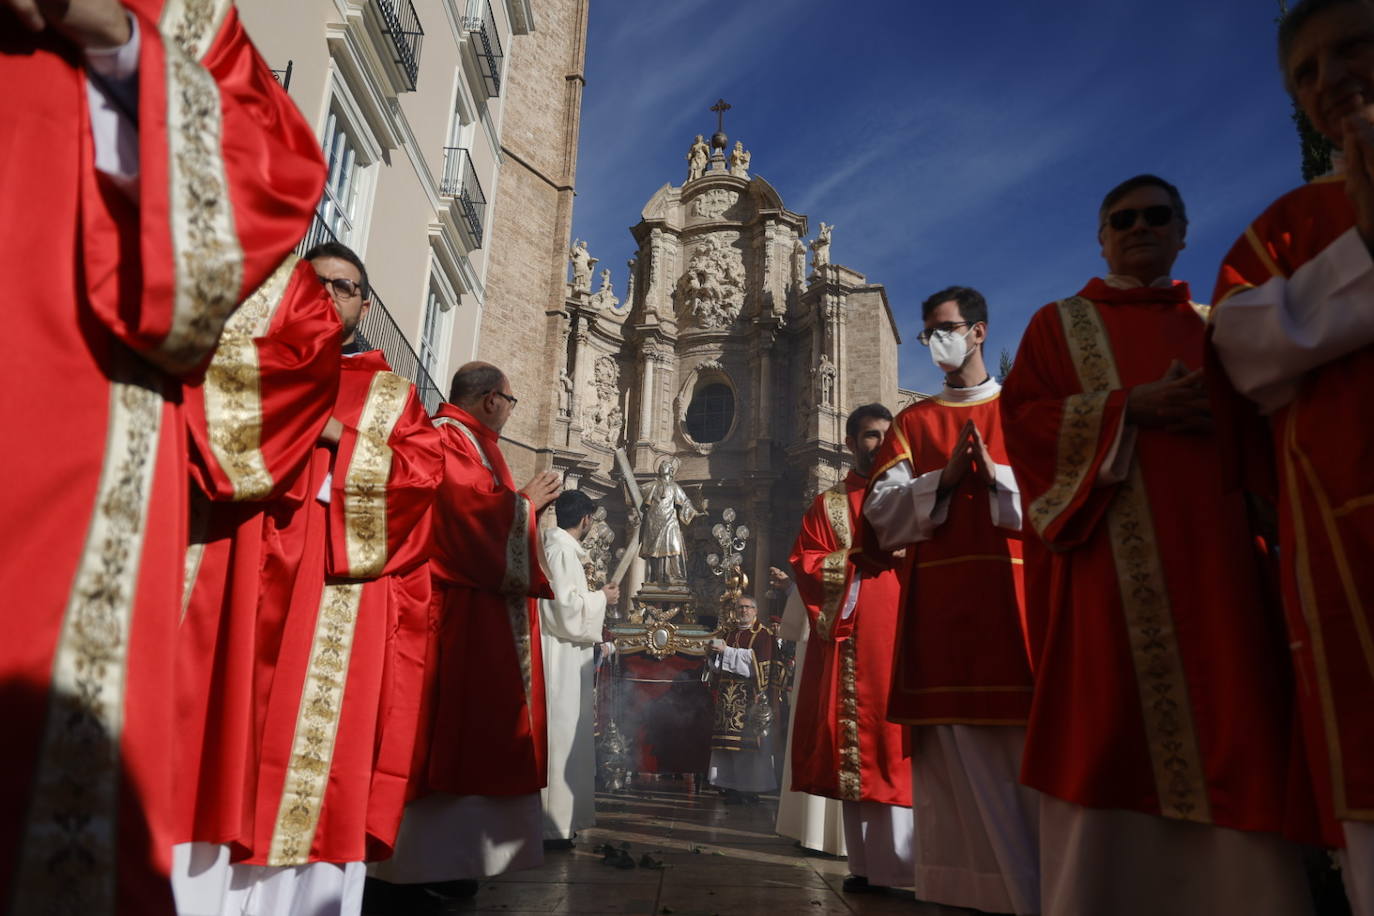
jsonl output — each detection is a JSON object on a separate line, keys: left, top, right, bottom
{"left": 172, "top": 842, "right": 365, "bottom": 916}
{"left": 774, "top": 588, "right": 847, "bottom": 856}
{"left": 537, "top": 526, "right": 608, "bottom": 840}
{"left": 1039, "top": 794, "right": 1314, "bottom": 916}
{"left": 367, "top": 792, "right": 543, "bottom": 883}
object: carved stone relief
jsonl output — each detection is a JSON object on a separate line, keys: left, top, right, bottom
{"left": 676, "top": 234, "right": 745, "bottom": 330}
{"left": 582, "top": 355, "right": 623, "bottom": 447}
{"left": 690, "top": 188, "right": 739, "bottom": 220}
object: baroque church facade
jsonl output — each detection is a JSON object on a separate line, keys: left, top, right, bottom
{"left": 540, "top": 126, "right": 911, "bottom": 607}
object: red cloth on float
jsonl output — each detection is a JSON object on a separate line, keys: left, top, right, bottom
{"left": 417, "top": 405, "right": 553, "bottom": 797}
{"left": 0, "top": 3, "right": 322, "bottom": 911}
{"left": 1213, "top": 178, "right": 1369, "bottom": 845}
{"left": 869, "top": 397, "right": 1033, "bottom": 725}
{"left": 999, "top": 278, "right": 1295, "bottom": 834}
{"left": 177, "top": 258, "right": 341, "bottom": 859}
{"left": 243, "top": 351, "right": 441, "bottom": 867}
{"left": 788, "top": 472, "right": 911, "bottom": 806}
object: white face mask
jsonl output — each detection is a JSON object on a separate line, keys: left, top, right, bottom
{"left": 929, "top": 327, "right": 974, "bottom": 373}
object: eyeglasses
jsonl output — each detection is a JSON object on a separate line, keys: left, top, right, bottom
{"left": 317, "top": 275, "right": 363, "bottom": 299}
{"left": 1106, "top": 205, "right": 1174, "bottom": 232}
{"left": 917, "top": 322, "right": 971, "bottom": 346}
{"left": 488, "top": 390, "right": 518, "bottom": 408}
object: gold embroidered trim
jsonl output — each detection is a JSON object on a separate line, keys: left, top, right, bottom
{"left": 342, "top": 372, "right": 410, "bottom": 578}
{"left": 1027, "top": 298, "right": 1113, "bottom": 538}
{"left": 267, "top": 582, "right": 364, "bottom": 866}
{"left": 12, "top": 359, "right": 164, "bottom": 912}
{"left": 504, "top": 495, "right": 535, "bottom": 711}
{"left": 181, "top": 490, "right": 211, "bottom": 622}
{"left": 1058, "top": 297, "right": 1211, "bottom": 823}
{"left": 156, "top": 0, "right": 244, "bottom": 372}
{"left": 160, "top": 0, "right": 232, "bottom": 61}
{"left": 837, "top": 637, "right": 862, "bottom": 801}
{"left": 201, "top": 257, "right": 297, "bottom": 501}
{"left": 816, "top": 486, "right": 853, "bottom": 641}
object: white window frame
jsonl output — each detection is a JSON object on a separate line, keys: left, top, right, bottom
{"left": 421, "top": 259, "right": 458, "bottom": 383}
{"left": 316, "top": 68, "right": 383, "bottom": 254}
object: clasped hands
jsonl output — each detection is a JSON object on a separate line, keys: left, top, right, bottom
{"left": 938, "top": 419, "right": 996, "bottom": 494}
{"left": 1126, "top": 359, "right": 1211, "bottom": 434}
{"left": 1344, "top": 112, "right": 1374, "bottom": 254}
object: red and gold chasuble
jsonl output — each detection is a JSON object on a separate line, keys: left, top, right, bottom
{"left": 245, "top": 354, "right": 441, "bottom": 867}
{"left": 1214, "top": 178, "right": 1374, "bottom": 840}
{"left": 788, "top": 473, "right": 911, "bottom": 805}
{"left": 177, "top": 258, "right": 341, "bottom": 857}
{"left": 419, "top": 405, "right": 553, "bottom": 797}
{"left": 0, "top": 3, "right": 323, "bottom": 911}
{"left": 871, "top": 394, "right": 1033, "bottom": 725}
{"left": 1000, "top": 279, "right": 1295, "bottom": 834}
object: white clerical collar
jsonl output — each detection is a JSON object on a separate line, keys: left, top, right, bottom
{"left": 938, "top": 375, "right": 1001, "bottom": 403}
{"left": 1104, "top": 274, "right": 1174, "bottom": 290}
{"left": 551, "top": 525, "right": 589, "bottom": 560}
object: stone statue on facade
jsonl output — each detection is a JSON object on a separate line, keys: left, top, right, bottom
{"left": 557, "top": 369, "right": 573, "bottom": 418}
{"left": 625, "top": 258, "right": 636, "bottom": 307}
{"left": 809, "top": 222, "right": 832, "bottom": 273}
{"left": 590, "top": 267, "right": 620, "bottom": 311}
{"left": 569, "top": 239, "right": 597, "bottom": 292}
{"left": 791, "top": 237, "right": 806, "bottom": 287}
{"left": 728, "top": 140, "right": 751, "bottom": 177}
{"left": 815, "top": 353, "right": 837, "bottom": 407}
{"left": 686, "top": 134, "right": 709, "bottom": 182}
{"left": 638, "top": 457, "right": 703, "bottom": 585}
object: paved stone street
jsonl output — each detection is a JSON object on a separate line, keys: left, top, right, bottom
{"left": 440, "top": 777, "right": 976, "bottom": 916}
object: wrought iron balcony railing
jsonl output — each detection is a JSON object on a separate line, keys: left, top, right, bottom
{"left": 375, "top": 0, "right": 424, "bottom": 92}
{"left": 440, "top": 147, "right": 486, "bottom": 248}
{"left": 269, "top": 60, "right": 293, "bottom": 91}
{"left": 295, "top": 213, "right": 445, "bottom": 413}
{"left": 463, "top": 0, "right": 503, "bottom": 97}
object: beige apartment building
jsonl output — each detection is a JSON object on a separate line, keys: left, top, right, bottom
{"left": 237, "top": 0, "right": 584, "bottom": 412}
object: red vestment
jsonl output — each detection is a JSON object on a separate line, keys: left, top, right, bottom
{"left": 419, "top": 405, "right": 552, "bottom": 797}
{"left": 1214, "top": 178, "right": 1374, "bottom": 841}
{"left": 244, "top": 351, "right": 441, "bottom": 866}
{"left": 788, "top": 472, "right": 911, "bottom": 805}
{"left": 870, "top": 393, "right": 1033, "bottom": 725}
{"left": 0, "top": 3, "right": 322, "bottom": 911}
{"left": 177, "top": 258, "right": 342, "bottom": 857}
{"left": 999, "top": 279, "right": 1295, "bottom": 833}
{"left": 710, "top": 622, "right": 781, "bottom": 753}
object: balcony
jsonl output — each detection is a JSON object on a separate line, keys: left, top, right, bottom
{"left": 375, "top": 0, "right": 423, "bottom": 92}
{"left": 440, "top": 147, "right": 486, "bottom": 248}
{"left": 270, "top": 60, "right": 293, "bottom": 91}
{"left": 463, "top": 0, "right": 503, "bottom": 97}
{"left": 296, "top": 214, "right": 445, "bottom": 413}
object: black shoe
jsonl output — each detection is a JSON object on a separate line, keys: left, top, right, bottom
{"left": 722, "top": 789, "right": 744, "bottom": 805}
{"left": 362, "top": 877, "right": 442, "bottom": 916}
{"left": 843, "top": 874, "right": 884, "bottom": 894}
{"left": 743, "top": 792, "right": 761, "bottom": 805}
{"left": 426, "top": 878, "right": 479, "bottom": 899}
{"left": 544, "top": 837, "right": 575, "bottom": 851}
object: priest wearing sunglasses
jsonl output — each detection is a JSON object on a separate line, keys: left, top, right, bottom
{"left": 998, "top": 175, "right": 1312, "bottom": 915}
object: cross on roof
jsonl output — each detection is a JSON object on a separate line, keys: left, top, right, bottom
{"left": 710, "top": 98, "right": 731, "bottom": 135}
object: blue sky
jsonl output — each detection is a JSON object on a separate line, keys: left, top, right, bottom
{"left": 569, "top": 0, "right": 1306, "bottom": 394}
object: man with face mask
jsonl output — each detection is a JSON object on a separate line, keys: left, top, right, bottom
{"left": 862, "top": 288, "right": 1038, "bottom": 914}
{"left": 998, "top": 176, "right": 1311, "bottom": 915}
{"left": 1210, "top": 2, "right": 1374, "bottom": 908}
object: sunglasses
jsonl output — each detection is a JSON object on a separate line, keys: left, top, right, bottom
{"left": 317, "top": 275, "right": 364, "bottom": 299}
{"left": 1106, "top": 205, "right": 1174, "bottom": 232}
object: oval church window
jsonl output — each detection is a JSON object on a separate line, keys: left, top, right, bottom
{"left": 684, "top": 382, "right": 734, "bottom": 444}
